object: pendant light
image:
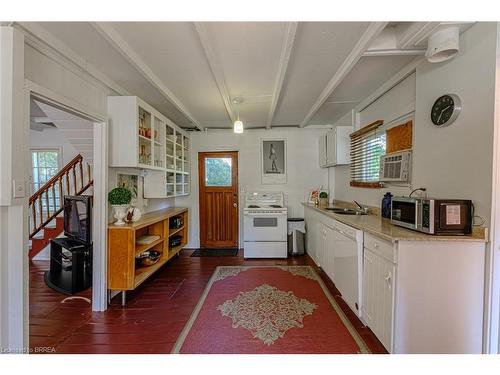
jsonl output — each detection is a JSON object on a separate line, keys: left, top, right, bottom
{"left": 233, "top": 114, "right": 244, "bottom": 134}
{"left": 232, "top": 96, "right": 244, "bottom": 133}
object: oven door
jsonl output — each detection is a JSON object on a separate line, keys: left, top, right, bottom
{"left": 243, "top": 212, "right": 287, "bottom": 242}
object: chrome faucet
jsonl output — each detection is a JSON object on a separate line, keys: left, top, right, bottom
{"left": 353, "top": 201, "right": 369, "bottom": 214}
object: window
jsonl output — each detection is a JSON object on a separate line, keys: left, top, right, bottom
{"left": 205, "top": 157, "right": 232, "bottom": 186}
{"left": 350, "top": 120, "right": 386, "bottom": 188}
{"left": 31, "top": 149, "right": 61, "bottom": 194}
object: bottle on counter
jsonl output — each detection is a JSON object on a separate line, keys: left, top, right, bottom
{"left": 382, "top": 192, "right": 393, "bottom": 218}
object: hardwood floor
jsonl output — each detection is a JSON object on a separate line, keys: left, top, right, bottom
{"left": 29, "top": 250, "right": 388, "bottom": 354}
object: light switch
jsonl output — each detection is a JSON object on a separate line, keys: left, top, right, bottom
{"left": 13, "top": 180, "right": 26, "bottom": 198}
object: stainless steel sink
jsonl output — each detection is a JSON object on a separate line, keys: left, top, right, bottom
{"left": 324, "top": 207, "right": 367, "bottom": 215}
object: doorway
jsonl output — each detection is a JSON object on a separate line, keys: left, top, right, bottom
{"left": 198, "top": 151, "right": 239, "bottom": 248}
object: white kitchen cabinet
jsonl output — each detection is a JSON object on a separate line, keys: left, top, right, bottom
{"left": 304, "top": 205, "right": 486, "bottom": 354}
{"left": 318, "top": 126, "right": 352, "bottom": 168}
{"left": 304, "top": 209, "right": 319, "bottom": 263}
{"left": 108, "top": 96, "right": 190, "bottom": 198}
{"left": 362, "top": 247, "right": 396, "bottom": 353}
{"left": 318, "top": 134, "right": 327, "bottom": 167}
{"left": 318, "top": 223, "right": 335, "bottom": 281}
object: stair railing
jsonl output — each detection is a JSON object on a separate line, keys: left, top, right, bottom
{"left": 29, "top": 154, "right": 93, "bottom": 238}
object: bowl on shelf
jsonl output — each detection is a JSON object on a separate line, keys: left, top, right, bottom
{"left": 136, "top": 250, "right": 162, "bottom": 267}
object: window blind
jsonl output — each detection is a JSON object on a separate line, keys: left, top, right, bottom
{"left": 350, "top": 120, "right": 386, "bottom": 188}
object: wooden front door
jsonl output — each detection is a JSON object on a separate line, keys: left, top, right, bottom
{"left": 199, "top": 151, "right": 239, "bottom": 248}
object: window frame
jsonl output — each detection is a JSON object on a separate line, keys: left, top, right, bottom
{"left": 349, "top": 120, "right": 386, "bottom": 189}
{"left": 30, "top": 147, "right": 63, "bottom": 194}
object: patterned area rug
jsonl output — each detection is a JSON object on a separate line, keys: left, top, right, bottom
{"left": 172, "top": 266, "right": 369, "bottom": 354}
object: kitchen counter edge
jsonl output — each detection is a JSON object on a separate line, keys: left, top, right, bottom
{"left": 302, "top": 203, "right": 487, "bottom": 243}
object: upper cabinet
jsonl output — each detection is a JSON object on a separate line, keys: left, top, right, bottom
{"left": 319, "top": 126, "right": 351, "bottom": 168}
{"left": 107, "top": 96, "right": 190, "bottom": 198}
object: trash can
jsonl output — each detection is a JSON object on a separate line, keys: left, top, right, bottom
{"left": 287, "top": 218, "right": 306, "bottom": 255}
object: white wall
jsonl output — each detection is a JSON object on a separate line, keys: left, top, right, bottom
{"left": 330, "top": 23, "right": 497, "bottom": 226}
{"left": 176, "top": 127, "right": 328, "bottom": 248}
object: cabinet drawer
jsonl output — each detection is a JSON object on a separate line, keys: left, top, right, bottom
{"left": 364, "top": 233, "right": 395, "bottom": 263}
{"left": 332, "top": 220, "right": 357, "bottom": 239}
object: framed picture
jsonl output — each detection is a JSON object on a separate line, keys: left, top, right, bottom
{"left": 117, "top": 173, "right": 138, "bottom": 200}
{"left": 261, "top": 139, "right": 287, "bottom": 184}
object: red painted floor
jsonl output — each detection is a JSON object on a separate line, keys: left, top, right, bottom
{"left": 29, "top": 250, "right": 388, "bottom": 354}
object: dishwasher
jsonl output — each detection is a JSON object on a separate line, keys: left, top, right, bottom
{"left": 331, "top": 221, "right": 363, "bottom": 317}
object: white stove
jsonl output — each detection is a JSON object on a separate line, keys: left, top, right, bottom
{"left": 243, "top": 191, "right": 288, "bottom": 258}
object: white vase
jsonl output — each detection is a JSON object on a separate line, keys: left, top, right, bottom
{"left": 112, "top": 204, "right": 129, "bottom": 226}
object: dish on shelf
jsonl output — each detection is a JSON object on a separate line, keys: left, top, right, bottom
{"left": 136, "top": 250, "right": 162, "bottom": 266}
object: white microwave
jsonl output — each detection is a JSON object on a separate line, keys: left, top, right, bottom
{"left": 379, "top": 150, "right": 412, "bottom": 183}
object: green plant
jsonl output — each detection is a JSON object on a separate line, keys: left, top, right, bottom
{"left": 319, "top": 191, "right": 328, "bottom": 199}
{"left": 108, "top": 187, "right": 132, "bottom": 205}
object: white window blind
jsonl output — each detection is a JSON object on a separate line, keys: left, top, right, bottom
{"left": 350, "top": 120, "right": 386, "bottom": 188}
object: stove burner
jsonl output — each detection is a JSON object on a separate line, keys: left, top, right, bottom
{"left": 269, "top": 204, "right": 282, "bottom": 208}
{"left": 247, "top": 205, "right": 260, "bottom": 208}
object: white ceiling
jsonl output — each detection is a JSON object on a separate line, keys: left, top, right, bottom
{"left": 22, "top": 22, "right": 472, "bottom": 131}
{"left": 33, "top": 99, "right": 95, "bottom": 164}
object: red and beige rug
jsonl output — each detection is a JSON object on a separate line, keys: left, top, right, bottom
{"left": 172, "top": 266, "right": 369, "bottom": 354}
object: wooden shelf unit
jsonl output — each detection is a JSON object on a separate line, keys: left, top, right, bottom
{"left": 108, "top": 208, "right": 189, "bottom": 296}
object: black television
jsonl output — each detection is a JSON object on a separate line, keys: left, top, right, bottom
{"left": 63, "top": 195, "right": 92, "bottom": 245}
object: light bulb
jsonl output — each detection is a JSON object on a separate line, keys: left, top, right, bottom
{"left": 233, "top": 119, "right": 244, "bottom": 134}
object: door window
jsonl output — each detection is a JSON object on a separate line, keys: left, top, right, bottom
{"left": 205, "top": 157, "right": 232, "bottom": 186}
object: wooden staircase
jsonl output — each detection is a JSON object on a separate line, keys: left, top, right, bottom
{"left": 29, "top": 154, "right": 93, "bottom": 259}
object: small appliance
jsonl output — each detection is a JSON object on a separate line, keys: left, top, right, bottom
{"left": 391, "top": 196, "right": 473, "bottom": 235}
{"left": 379, "top": 150, "right": 412, "bottom": 183}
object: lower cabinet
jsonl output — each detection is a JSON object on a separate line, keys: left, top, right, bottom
{"left": 362, "top": 248, "right": 396, "bottom": 352}
{"left": 319, "top": 223, "right": 335, "bottom": 281}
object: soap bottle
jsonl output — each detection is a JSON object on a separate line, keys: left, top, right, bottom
{"left": 382, "top": 192, "right": 393, "bottom": 218}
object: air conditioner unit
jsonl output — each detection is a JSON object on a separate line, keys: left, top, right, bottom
{"left": 379, "top": 150, "right": 412, "bottom": 183}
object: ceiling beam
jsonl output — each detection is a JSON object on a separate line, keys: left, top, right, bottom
{"left": 362, "top": 48, "right": 425, "bottom": 57}
{"left": 396, "top": 22, "right": 441, "bottom": 49}
{"left": 91, "top": 22, "right": 204, "bottom": 131}
{"left": 194, "top": 22, "right": 235, "bottom": 124}
{"left": 266, "top": 22, "right": 298, "bottom": 129}
{"left": 299, "top": 22, "right": 388, "bottom": 128}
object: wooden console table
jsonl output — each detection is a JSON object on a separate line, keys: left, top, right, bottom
{"left": 107, "top": 207, "right": 188, "bottom": 305}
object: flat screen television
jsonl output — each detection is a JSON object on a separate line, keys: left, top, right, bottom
{"left": 63, "top": 195, "right": 92, "bottom": 245}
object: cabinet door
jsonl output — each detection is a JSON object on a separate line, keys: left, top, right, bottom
{"left": 323, "top": 225, "right": 335, "bottom": 281}
{"left": 305, "top": 213, "right": 318, "bottom": 264}
{"left": 326, "top": 130, "right": 336, "bottom": 166}
{"left": 363, "top": 248, "right": 395, "bottom": 352}
{"left": 318, "top": 135, "right": 327, "bottom": 168}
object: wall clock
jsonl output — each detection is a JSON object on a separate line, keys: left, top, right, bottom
{"left": 431, "top": 94, "right": 462, "bottom": 127}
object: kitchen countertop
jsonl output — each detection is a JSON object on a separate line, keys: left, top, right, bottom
{"left": 302, "top": 203, "right": 488, "bottom": 243}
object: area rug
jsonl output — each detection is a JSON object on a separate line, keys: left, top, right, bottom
{"left": 172, "top": 266, "right": 369, "bottom": 354}
{"left": 190, "top": 248, "right": 238, "bottom": 257}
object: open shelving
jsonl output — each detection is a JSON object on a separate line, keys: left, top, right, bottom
{"left": 108, "top": 208, "right": 189, "bottom": 298}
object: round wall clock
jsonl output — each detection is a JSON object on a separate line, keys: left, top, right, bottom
{"left": 431, "top": 94, "right": 462, "bottom": 127}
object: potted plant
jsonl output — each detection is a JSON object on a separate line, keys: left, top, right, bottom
{"left": 319, "top": 191, "right": 328, "bottom": 207}
{"left": 108, "top": 187, "right": 132, "bottom": 226}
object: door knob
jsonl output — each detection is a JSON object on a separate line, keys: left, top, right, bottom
{"left": 233, "top": 203, "right": 237, "bottom": 208}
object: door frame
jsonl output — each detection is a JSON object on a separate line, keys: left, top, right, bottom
{"left": 198, "top": 151, "right": 239, "bottom": 248}
{"left": 26, "top": 80, "right": 109, "bottom": 313}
